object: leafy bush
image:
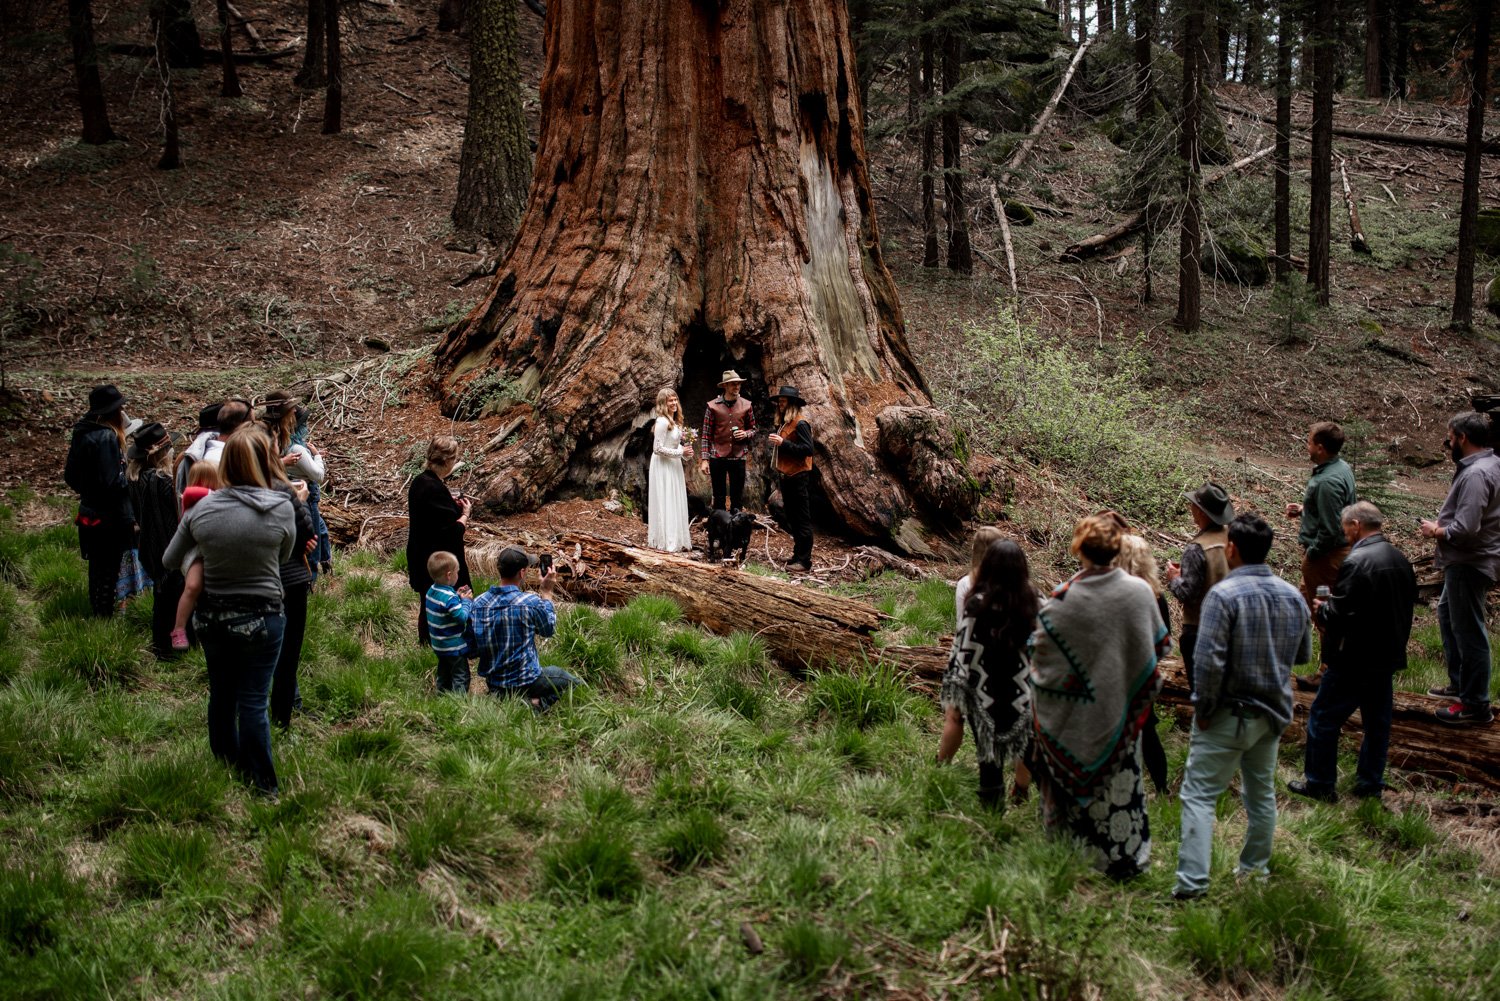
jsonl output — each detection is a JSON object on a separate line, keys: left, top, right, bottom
{"left": 543, "top": 826, "right": 643, "bottom": 901}
{"left": 936, "top": 308, "right": 1193, "bottom": 523}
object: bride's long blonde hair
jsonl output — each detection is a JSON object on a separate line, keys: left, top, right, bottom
{"left": 653, "top": 387, "right": 684, "bottom": 428}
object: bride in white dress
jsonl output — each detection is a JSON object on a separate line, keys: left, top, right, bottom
{"left": 647, "top": 388, "right": 694, "bottom": 552}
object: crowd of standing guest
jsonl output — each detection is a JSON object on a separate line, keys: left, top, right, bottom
{"left": 62, "top": 383, "right": 1498, "bottom": 880}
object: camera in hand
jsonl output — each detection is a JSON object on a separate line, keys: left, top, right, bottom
{"left": 538, "top": 554, "right": 553, "bottom": 575}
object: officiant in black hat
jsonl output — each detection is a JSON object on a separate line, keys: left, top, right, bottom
{"left": 768, "top": 386, "right": 815, "bottom": 572}
{"left": 1166, "top": 481, "right": 1235, "bottom": 692}
{"left": 64, "top": 384, "right": 136, "bottom": 617}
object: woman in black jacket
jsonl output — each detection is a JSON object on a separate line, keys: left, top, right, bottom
{"left": 250, "top": 431, "right": 318, "bottom": 730}
{"left": 406, "top": 436, "right": 471, "bottom": 645}
{"left": 125, "top": 422, "right": 183, "bottom": 657}
{"left": 64, "top": 385, "right": 135, "bottom": 617}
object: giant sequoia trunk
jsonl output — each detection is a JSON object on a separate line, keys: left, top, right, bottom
{"left": 435, "top": 0, "right": 975, "bottom": 549}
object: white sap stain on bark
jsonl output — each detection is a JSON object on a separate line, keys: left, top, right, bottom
{"left": 798, "top": 141, "right": 880, "bottom": 383}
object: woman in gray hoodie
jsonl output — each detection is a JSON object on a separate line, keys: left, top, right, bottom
{"left": 163, "top": 426, "right": 295, "bottom": 796}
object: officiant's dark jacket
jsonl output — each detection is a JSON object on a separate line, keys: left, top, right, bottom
{"left": 1315, "top": 532, "right": 1417, "bottom": 675}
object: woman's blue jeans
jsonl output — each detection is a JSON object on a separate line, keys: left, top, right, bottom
{"left": 196, "top": 605, "right": 285, "bottom": 794}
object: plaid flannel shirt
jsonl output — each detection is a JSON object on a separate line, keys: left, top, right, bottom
{"left": 469, "top": 585, "right": 556, "bottom": 690}
{"left": 1191, "top": 564, "right": 1312, "bottom": 729}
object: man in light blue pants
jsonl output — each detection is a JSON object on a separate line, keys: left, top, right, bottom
{"left": 1174, "top": 513, "right": 1312, "bottom": 900}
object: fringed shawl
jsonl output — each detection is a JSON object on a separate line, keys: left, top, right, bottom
{"left": 1028, "top": 569, "right": 1167, "bottom": 804}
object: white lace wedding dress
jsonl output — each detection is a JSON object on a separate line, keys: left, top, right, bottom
{"left": 647, "top": 417, "right": 692, "bottom": 552}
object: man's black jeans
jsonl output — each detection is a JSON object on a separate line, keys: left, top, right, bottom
{"left": 708, "top": 458, "right": 747, "bottom": 512}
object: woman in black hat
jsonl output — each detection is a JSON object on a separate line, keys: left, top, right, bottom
{"left": 768, "top": 386, "right": 815, "bottom": 572}
{"left": 126, "top": 422, "right": 185, "bottom": 657}
{"left": 64, "top": 385, "right": 136, "bottom": 617}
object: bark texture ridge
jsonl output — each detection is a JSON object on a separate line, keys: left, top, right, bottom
{"left": 436, "top": 0, "right": 967, "bottom": 543}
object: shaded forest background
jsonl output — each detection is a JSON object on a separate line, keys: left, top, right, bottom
{"left": 0, "top": 0, "right": 1497, "bottom": 540}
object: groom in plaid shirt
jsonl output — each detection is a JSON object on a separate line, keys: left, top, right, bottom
{"left": 1173, "top": 513, "right": 1312, "bottom": 900}
{"left": 470, "top": 546, "right": 581, "bottom": 711}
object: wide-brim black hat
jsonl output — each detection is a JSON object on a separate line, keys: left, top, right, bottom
{"left": 87, "top": 384, "right": 125, "bottom": 417}
{"left": 772, "top": 386, "right": 806, "bottom": 407}
{"left": 1183, "top": 482, "right": 1235, "bottom": 526}
{"left": 196, "top": 402, "right": 224, "bottom": 431}
{"left": 126, "top": 422, "right": 180, "bottom": 461}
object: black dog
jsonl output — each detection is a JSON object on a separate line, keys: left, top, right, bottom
{"left": 706, "top": 509, "right": 757, "bottom": 563}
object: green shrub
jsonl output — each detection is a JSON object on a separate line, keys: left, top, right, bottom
{"left": 656, "top": 808, "right": 728, "bottom": 870}
{"left": 85, "top": 747, "right": 231, "bottom": 830}
{"left": 116, "top": 825, "right": 217, "bottom": 897}
{"left": 543, "top": 825, "right": 643, "bottom": 901}
{"left": 778, "top": 918, "right": 849, "bottom": 983}
{"left": 805, "top": 665, "right": 919, "bottom": 729}
{"left": 936, "top": 308, "right": 1192, "bottom": 522}
{"left": 0, "top": 858, "right": 86, "bottom": 953}
{"left": 38, "top": 617, "right": 150, "bottom": 687}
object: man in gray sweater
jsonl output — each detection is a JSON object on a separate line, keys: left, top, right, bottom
{"left": 1419, "top": 411, "right": 1500, "bottom": 725}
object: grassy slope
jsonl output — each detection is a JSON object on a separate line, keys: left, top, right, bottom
{"left": 2, "top": 504, "right": 1497, "bottom": 1000}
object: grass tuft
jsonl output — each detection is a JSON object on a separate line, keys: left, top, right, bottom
{"left": 39, "top": 617, "right": 150, "bottom": 687}
{"left": 779, "top": 918, "right": 850, "bottom": 983}
{"left": 604, "top": 603, "right": 668, "bottom": 652}
{"left": 543, "top": 825, "right": 643, "bottom": 901}
{"left": 292, "top": 892, "right": 462, "bottom": 1000}
{"left": 85, "top": 747, "right": 231, "bottom": 830}
{"left": 116, "top": 825, "right": 217, "bottom": 897}
{"left": 0, "top": 858, "right": 86, "bottom": 953}
{"left": 805, "top": 664, "right": 921, "bottom": 729}
{"left": 657, "top": 808, "right": 728, "bottom": 870}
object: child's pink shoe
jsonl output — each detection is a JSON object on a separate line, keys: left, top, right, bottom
{"left": 170, "top": 628, "right": 189, "bottom": 651}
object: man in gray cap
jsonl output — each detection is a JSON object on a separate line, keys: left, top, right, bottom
{"left": 469, "top": 546, "right": 581, "bottom": 710}
{"left": 698, "top": 369, "right": 757, "bottom": 513}
{"left": 1166, "top": 482, "right": 1234, "bottom": 692}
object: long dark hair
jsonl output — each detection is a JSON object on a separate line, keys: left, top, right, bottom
{"left": 963, "top": 539, "right": 1039, "bottom": 650}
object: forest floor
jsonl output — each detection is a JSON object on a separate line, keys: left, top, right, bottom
{"left": 1, "top": 4, "right": 1499, "bottom": 998}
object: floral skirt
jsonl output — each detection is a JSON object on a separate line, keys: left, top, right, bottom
{"left": 1039, "top": 738, "right": 1151, "bottom": 879}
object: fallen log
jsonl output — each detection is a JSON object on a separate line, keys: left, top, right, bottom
{"left": 108, "top": 41, "right": 297, "bottom": 62}
{"left": 467, "top": 533, "right": 1495, "bottom": 789}
{"left": 1061, "top": 145, "right": 1273, "bottom": 262}
{"left": 1218, "top": 100, "right": 1500, "bottom": 155}
{"left": 1156, "top": 662, "right": 1500, "bottom": 791}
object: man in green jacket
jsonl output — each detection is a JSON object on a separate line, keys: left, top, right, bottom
{"left": 1283, "top": 421, "right": 1357, "bottom": 690}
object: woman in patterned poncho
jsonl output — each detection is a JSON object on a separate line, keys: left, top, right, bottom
{"left": 936, "top": 539, "right": 1039, "bottom": 808}
{"left": 1028, "top": 514, "right": 1167, "bottom": 879}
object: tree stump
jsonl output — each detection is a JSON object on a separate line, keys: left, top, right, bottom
{"left": 433, "top": 0, "right": 974, "bottom": 549}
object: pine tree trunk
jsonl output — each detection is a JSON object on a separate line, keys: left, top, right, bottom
{"left": 67, "top": 0, "right": 116, "bottom": 145}
{"left": 438, "top": 0, "right": 470, "bottom": 33}
{"left": 433, "top": 0, "right": 973, "bottom": 546}
{"left": 905, "top": 0, "right": 921, "bottom": 125}
{"left": 940, "top": 27, "right": 971, "bottom": 274}
{"left": 1451, "top": 0, "right": 1491, "bottom": 331}
{"left": 1274, "top": 3, "right": 1292, "bottom": 282}
{"left": 322, "top": 0, "right": 342, "bottom": 134}
{"left": 1175, "top": 0, "right": 1202, "bottom": 331}
{"left": 152, "top": 9, "right": 182, "bottom": 169}
{"left": 1391, "top": 0, "right": 1409, "bottom": 98}
{"left": 921, "top": 26, "right": 940, "bottom": 267}
{"left": 1099, "top": 0, "right": 1113, "bottom": 34}
{"left": 453, "top": 0, "right": 531, "bottom": 243}
{"left": 1077, "top": 0, "right": 1088, "bottom": 42}
{"left": 1134, "top": 0, "right": 1153, "bottom": 125}
{"left": 158, "top": 0, "right": 205, "bottom": 69}
{"left": 295, "top": 0, "right": 326, "bottom": 89}
{"left": 1363, "top": 0, "right": 1381, "bottom": 97}
{"left": 215, "top": 0, "right": 242, "bottom": 98}
{"left": 1307, "top": 0, "right": 1335, "bottom": 305}
{"left": 1116, "top": 0, "right": 1129, "bottom": 38}
{"left": 1242, "top": 0, "right": 1264, "bottom": 85}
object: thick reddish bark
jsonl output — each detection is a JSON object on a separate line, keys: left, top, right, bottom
{"left": 435, "top": 0, "right": 971, "bottom": 548}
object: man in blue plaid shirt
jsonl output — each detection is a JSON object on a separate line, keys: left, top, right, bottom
{"left": 1173, "top": 513, "right": 1312, "bottom": 900}
{"left": 470, "top": 546, "right": 581, "bottom": 711}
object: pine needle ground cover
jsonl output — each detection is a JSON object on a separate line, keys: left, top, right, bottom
{"left": 0, "top": 507, "right": 1496, "bottom": 999}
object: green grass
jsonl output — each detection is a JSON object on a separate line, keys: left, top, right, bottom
{"left": 0, "top": 514, "right": 1495, "bottom": 999}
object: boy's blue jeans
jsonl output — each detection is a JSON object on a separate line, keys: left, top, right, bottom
{"left": 435, "top": 653, "right": 470, "bottom": 694}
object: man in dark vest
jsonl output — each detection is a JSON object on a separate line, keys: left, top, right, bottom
{"left": 1166, "top": 482, "right": 1234, "bottom": 693}
{"left": 698, "top": 370, "right": 757, "bottom": 513}
{"left": 1290, "top": 501, "right": 1417, "bottom": 801}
